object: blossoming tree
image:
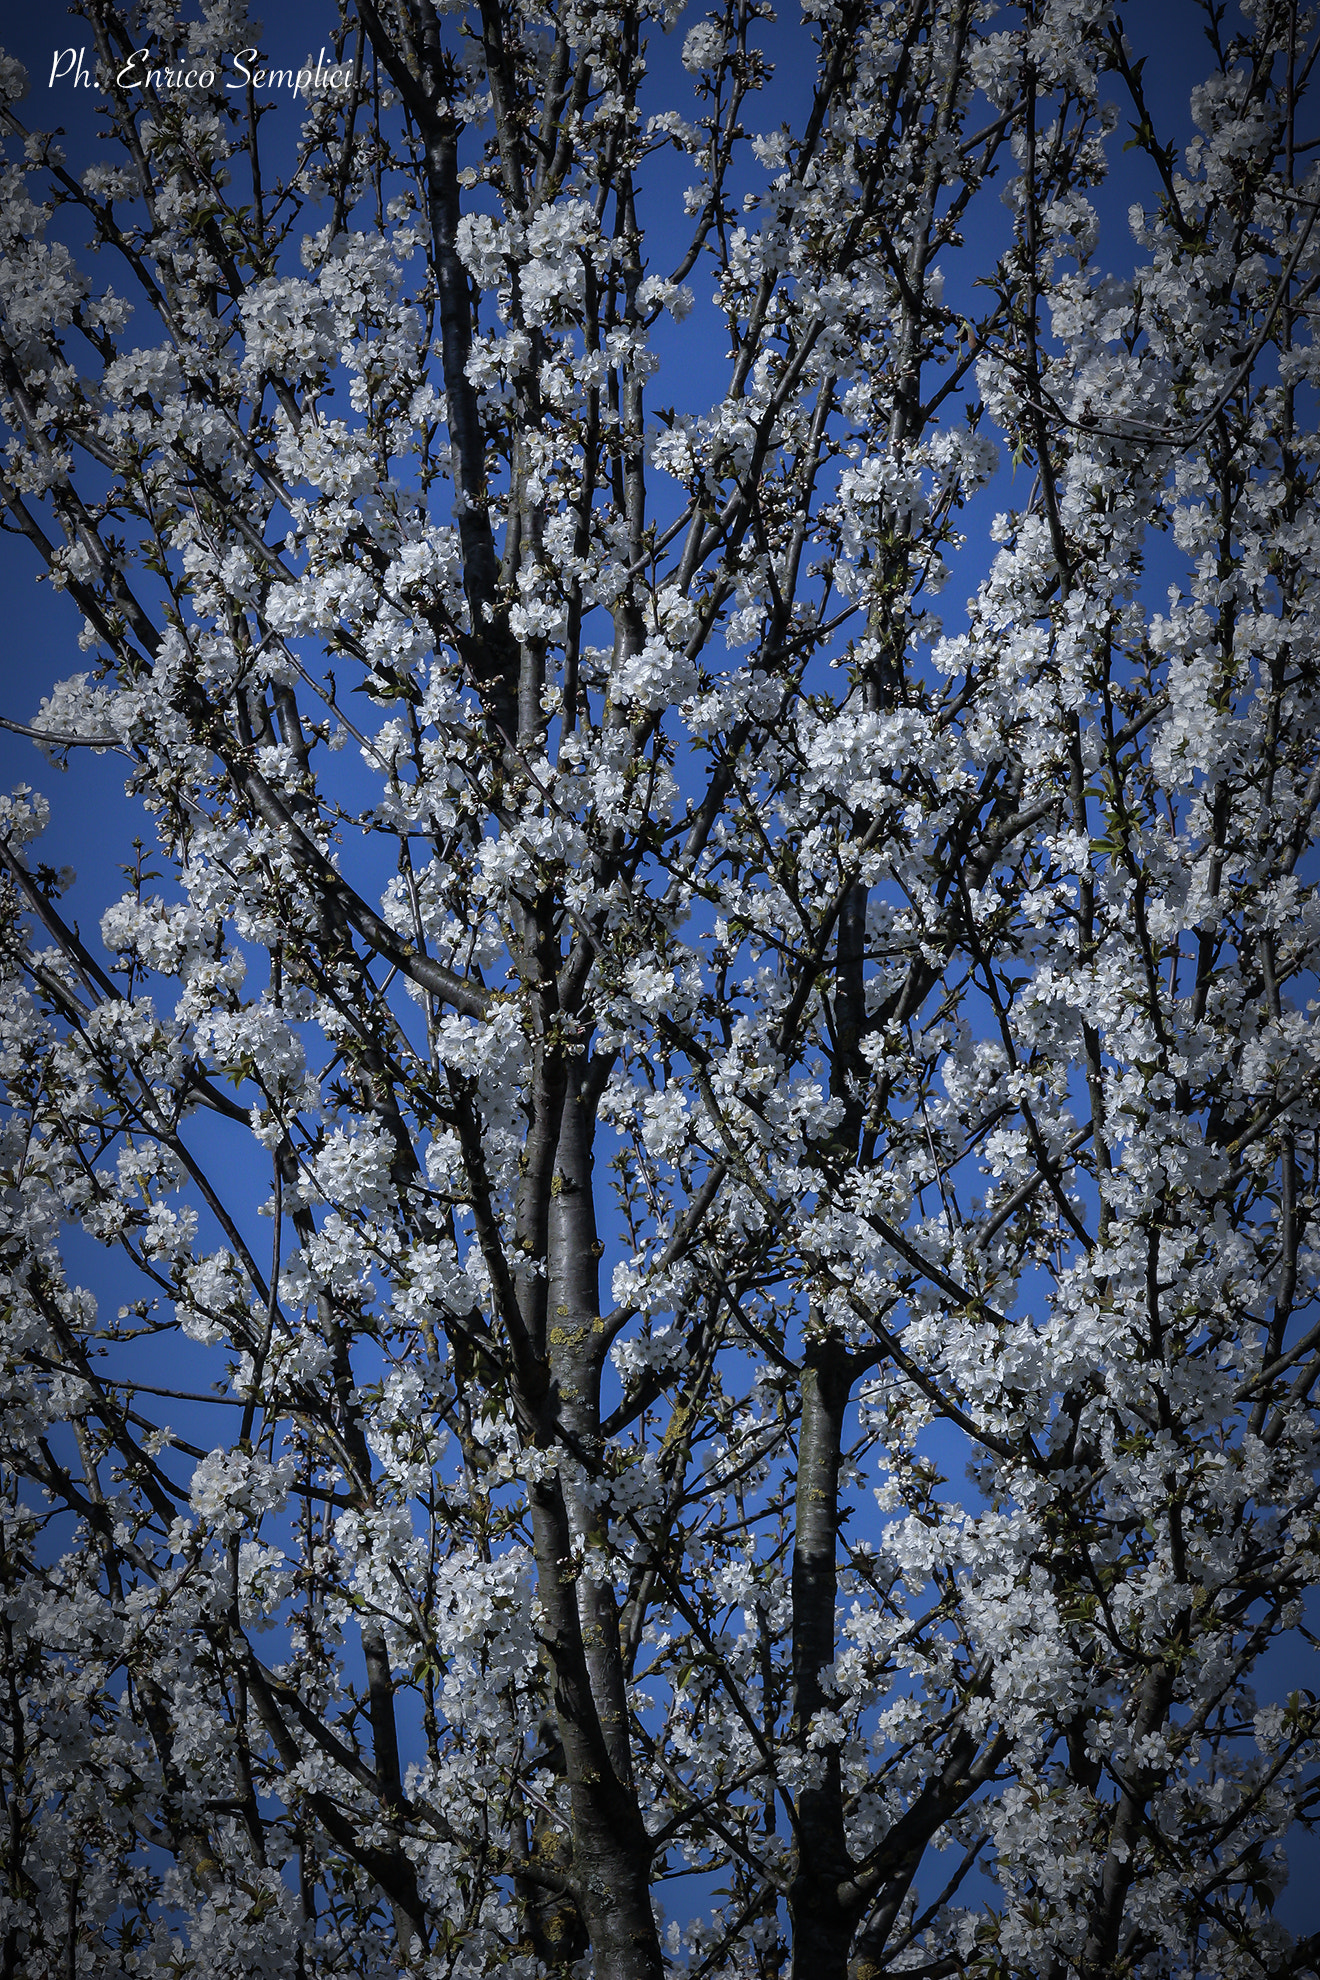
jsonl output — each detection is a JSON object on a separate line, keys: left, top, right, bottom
{"left": 2, "top": 0, "right": 1319, "bottom": 1974}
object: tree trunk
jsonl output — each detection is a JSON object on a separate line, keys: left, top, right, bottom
{"left": 789, "top": 1338, "right": 857, "bottom": 1980}
{"left": 509, "top": 1036, "right": 664, "bottom": 1980}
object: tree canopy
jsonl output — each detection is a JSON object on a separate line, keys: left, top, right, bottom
{"left": 2, "top": 2, "right": 1320, "bottom": 1977}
